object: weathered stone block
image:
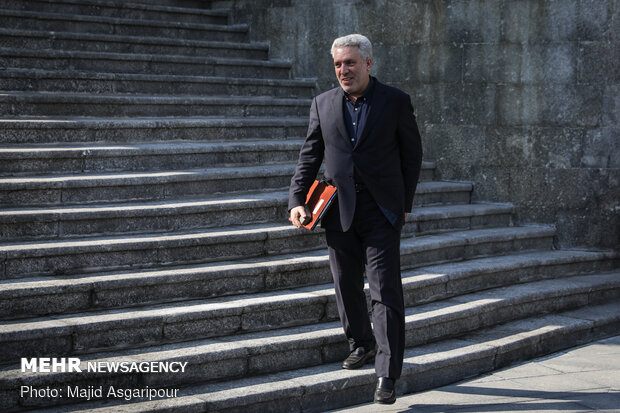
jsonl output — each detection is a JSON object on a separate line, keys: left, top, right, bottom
{"left": 73, "top": 324, "right": 163, "bottom": 352}
{"left": 446, "top": 0, "right": 502, "bottom": 43}
{"left": 0, "top": 291, "right": 91, "bottom": 319}
{"left": 528, "top": 0, "right": 579, "bottom": 42}
{"left": 602, "top": 84, "right": 618, "bottom": 127}
{"left": 501, "top": 0, "right": 531, "bottom": 43}
{"left": 163, "top": 314, "right": 241, "bottom": 342}
{"left": 497, "top": 84, "right": 602, "bottom": 127}
{"left": 241, "top": 300, "right": 325, "bottom": 331}
{"left": 379, "top": 44, "right": 462, "bottom": 84}
{"left": 521, "top": 44, "right": 577, "bottom": 84}
{"left": 579, "top": 41, "right": 619, "bottom": 82}
{"left": 582, "top": 127, "right": 620, "bottom": 168}
{"left": 0, "top": 336, "right": 73, "bottom": 363}
{"left": 531, "top": 127, "right": 584, "bottom": 168}
{"left": 576, "top": 0, "right": 611, "bottom": 40}
{"left": 464, "top": 44, "right": 522, "bottom": 83}
{"left": 249, "top": 347, "right": 322, "bottom": 375}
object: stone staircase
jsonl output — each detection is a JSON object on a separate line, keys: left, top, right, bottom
{"left": 0, "top": 1, "right": 618, "bottom": 412}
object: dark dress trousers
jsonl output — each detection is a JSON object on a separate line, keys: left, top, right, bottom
{"left": 288, "top": 77, "right": 423, "bottom": 379}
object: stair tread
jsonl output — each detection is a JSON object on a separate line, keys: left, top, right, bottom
{"left": 0, "top": 170, "right": 459, "bottom": 190}
{"left": 2, "top": 289, "right": 618, "bottom": 395}
{"left": 0, "top": 267, "right": 616, "bottom": 338}
{"left": 0, "top": 46, "right": 291, "bottom": 66}
{"left": 0, "top": 28, "right": 264, "bottom": 50}
{"left": 0, "top": 197, "right": 498, "bottom": 223}
{"left": 140, "top": 301, "right": 620, "bottom": 411}
{"left": 0, "top": 68, "right": 317, "bottom": 86}
{"left": 0, "top": 116, "right": 309, "bottom": 127}
{"left": 0, "top": 139, "right": 306, "bottom": 158}
{"left": 0, "top": 247, "right": 615, "bottom": 302}
{"left": 0, "top": 8, "right": 248, "bottom": 32}
{"left": 0, "top": 91, "right": 312, "bottom": 104}
{"left": 2, "top": 0, "right": 230, "bottom": 17}
{"left": 0, "top": 221, "right": 547, "bottom": 253}
{"left": 0, "top": 229, "right": 572, "bottom": 337}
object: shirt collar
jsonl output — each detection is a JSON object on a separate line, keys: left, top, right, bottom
{"left": 343, "top": 76, "right": 374, "bottom": 103}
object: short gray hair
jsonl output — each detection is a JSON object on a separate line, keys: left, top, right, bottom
{"left": 331, "top": 34, "right": 373, "bottom": 61}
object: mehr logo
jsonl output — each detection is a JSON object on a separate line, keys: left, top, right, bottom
{"left": 21, "top": 358, "right": 82, "bottom": 373}
{"left": 21, "top": 358, "right": 189, "bottom": 373}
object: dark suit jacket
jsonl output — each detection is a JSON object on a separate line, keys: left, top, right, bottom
{"left": 288, "top": 77, "right": 423, "bottom": 232}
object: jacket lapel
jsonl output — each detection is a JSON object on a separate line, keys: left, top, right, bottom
{"left": 329, "top": 88, "right": 349, "bottom": 143}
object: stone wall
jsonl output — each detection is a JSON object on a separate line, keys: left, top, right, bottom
{"left": 209, "top": 0, "right": 619, "bottom": 249}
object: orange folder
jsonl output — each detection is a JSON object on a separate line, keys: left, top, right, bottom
{"left": 292, "top": 180, "right": 337, "bottom": 230}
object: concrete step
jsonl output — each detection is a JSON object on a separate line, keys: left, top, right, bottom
{"left": 0, "top": 244, "right": 615, "bottom": 320}
{"left": 27, "top": 301, "right": 616, "bottom": 413}
{"left": 0, "top": 29, "right": 269, "bottom": 60}
{"left": 1, "top": 0, "right": 230, "bottom": 25}
{"left": 0, "top": 141, "right": 432, "bottom": 177}
{"left": 0, "top": 92, "right": 312, "bottom": 117}
{"left": 0, "top": 48, "right": 293, "bottom": 78}
{"left": 0, "top": 163, "right": 295, "bottom": 207}
{"left": 0, "top": 190, "right": 490, "bottom": 242}
{"left": 0, "top": 9, "right": 247, "bottom": 42}
{"left": 0, "top": 202, "right": 521, "bottom": 317}
{"left": 0, "top": 223, "right": 555, "bottom": 280}
{"left": 0, "top": 140, "right": 306, "bottom": 175}
{"left": 0, "top": 69, "right": 315, "bottom": 97}
{"left": 0, "top": 117, "right": 309, "bottom": 144}
{"left": 0, "top": 167, "right": 464, "bottom": 208}
{"left": 1, "top": 273, "right": 618, "bottom": 411}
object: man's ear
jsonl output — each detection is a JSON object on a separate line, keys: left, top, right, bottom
{"left": 366, "top": 58, "right": 372, "bottom": 72}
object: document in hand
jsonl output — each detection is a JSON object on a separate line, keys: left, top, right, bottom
{"left": 299, "top": 180, "right": 337, "bottom": 230}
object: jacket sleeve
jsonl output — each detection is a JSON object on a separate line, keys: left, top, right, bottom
{"left": 397, "top": 94, "right": 423, "bottom": 213}
{"left": 288, "top": 97, "right": 325, "bottom": 211}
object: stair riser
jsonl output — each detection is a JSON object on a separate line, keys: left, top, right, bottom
{"left": 0, "top": 228, "right": 551, "bottom": 290}
{"left": 1, "top": 1, "right": 229, "bottom": 25}
{"left": 2, "top": 250, "right": 617, "bottom": 326}
{"left": 0, "top": 35, "right": 267, "bottom": 59}
{"left": 0, "top": 156, "right": 432, "bottom": 179}
{"left": 0, "top": 229, "right": 326, "bottom": 280}
{"left": 0, "top": 174, "right": 294, "bottom": 208}
{"left": 0, "top": 149, "right": 301, "bottom": 175}
{"left": 0, "top": 15, "right": 247, "bottom": 42}
{"left": 1, "top": 204, "right": 507, "bottom": 246}
{"left": 0, "top": 100, "right": 311, "bottom": 117}
{"left": 0, "top": 76, "right": 313, "bottom": 98}
{"left": 0, "top": 55, "right": 291, "bottom": 79}
{"left": 0, "top": 124, "right": 308, "bottom": 144}
{"left": 2, "top": 203, "right": 289, "bottom": 241}
{"left": 402, "top": 212, "right": 510, "bottom": 238}
{"left": 400, "top": 235, "right": 553, "bottom": 270}
{"left": 2, "top": 277, "right": 618, "bottom": 409}
{"left": 0, "top": 175, "right": 456, "bottom": 209}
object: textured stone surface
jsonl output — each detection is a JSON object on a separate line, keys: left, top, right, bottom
{"left": 217, "top": 0, "right": 619, "bottom": 249}
{"left": 0, "top": 2, "right": 618, "bottom": 412}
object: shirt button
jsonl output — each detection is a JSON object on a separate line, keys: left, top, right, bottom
{"left": 353, "top": 122, "right": 356, "bottom": 125}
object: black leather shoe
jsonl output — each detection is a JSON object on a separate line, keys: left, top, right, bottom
{"left": 374, "top": 377, "right": 396, "bottom": 404}
{"left": 341, "top": 347, "right": 376, "bottom": 370}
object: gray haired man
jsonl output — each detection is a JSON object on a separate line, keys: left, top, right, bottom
{"left": 289, "top": 34, "right": 423, "bottom": 404}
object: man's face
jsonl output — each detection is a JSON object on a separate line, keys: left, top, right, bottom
{"left": 333, "top": 46, "right": 372, "bottom": 98}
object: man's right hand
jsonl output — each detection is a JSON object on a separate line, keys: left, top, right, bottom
{"left": 290, "top": 205, "right": 311, "bottom": 228}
